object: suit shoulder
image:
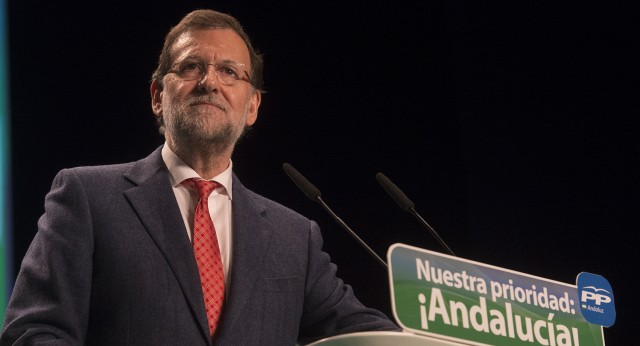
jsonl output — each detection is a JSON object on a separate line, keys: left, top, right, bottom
{"left": 54, "top": 146, "right": 164, "bottom": 184}
{"left": 63, "top": 162, "right": 137, "bottom": 176}
{"left": 235, "top": 183, "right": 315, "bottom": 229}
{"left": 56, "top": 162, "right": 137, "bottom": 184}
{"left": 246, "top": 188, "right": 309, "bottom": 220}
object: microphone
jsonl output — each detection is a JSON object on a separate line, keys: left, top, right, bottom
{"left": 283, "top": 163, "right": 388, "bottom": 269}
{"left": 375, "top": 172, "right": 456, "bottom": 257}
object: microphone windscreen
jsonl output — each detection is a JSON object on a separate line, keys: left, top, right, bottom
{"left": 283, "top": 163, "right": 322, "bottom": 201}
{"left": 376, "top": 172, "right": 415, "bottom": 211}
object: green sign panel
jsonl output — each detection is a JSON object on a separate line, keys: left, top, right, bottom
{"left": 388, "top": 244, "right": 605, "bottom": 346}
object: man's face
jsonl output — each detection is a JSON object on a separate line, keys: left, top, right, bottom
{"left": 151, "top": 29, "right": 261, "bottom": 153}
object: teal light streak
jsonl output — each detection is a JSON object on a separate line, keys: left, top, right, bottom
{"left": 0, "top": 0, "right": 11, "bottom": 322}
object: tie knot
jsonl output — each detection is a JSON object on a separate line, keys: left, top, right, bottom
{"left": 182, "top": 178, "right": 220, "bottom": 200}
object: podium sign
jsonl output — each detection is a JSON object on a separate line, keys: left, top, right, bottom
{"left": 388, "top": 244, "right": 605, "bottom": 346}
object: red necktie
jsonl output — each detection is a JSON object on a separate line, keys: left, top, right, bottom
{"left": 182, "top": 178, "right": 225, "bottom": 337}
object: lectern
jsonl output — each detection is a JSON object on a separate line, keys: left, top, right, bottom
{"left": 311, "top": 243, "right": 612, "bottom": 346}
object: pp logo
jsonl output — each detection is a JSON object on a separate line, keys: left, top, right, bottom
{"left": 581, "top": 288, "right": 612, "bottom": 306}
{"left": 577, "top": 272, "right": 615, "bottom": 327}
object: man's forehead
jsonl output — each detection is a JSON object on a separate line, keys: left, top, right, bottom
{"left": 171, "top": 29, "right": 250, "bottom": 63}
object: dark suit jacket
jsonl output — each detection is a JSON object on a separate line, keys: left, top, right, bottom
{"left": 0, "top": 147, "right": 398, "bottom": 345}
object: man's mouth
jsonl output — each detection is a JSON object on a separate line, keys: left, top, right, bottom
{"left": 191, "top": 100, "right": 225, "bottom": 111}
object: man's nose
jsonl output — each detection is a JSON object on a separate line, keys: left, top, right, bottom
{"left": 197, "top": 64, "right": 219, "bottom": 91}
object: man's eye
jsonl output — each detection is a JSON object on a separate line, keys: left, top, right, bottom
{"left": 218, "top": 66, "right": 240, "bottom": 79}
{"left": 180, "top": 63, "right": 202, "bottom": 73}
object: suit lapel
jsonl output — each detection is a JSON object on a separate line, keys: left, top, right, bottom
{"left": 216, "top": 176, "right": 272, "bottom": 339}
{"left": 122, "top": 147, "right": 211, "bottom": 342}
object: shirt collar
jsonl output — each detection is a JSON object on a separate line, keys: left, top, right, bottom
{"left": 161, "top": 142, "right": 233, "bottom": 199}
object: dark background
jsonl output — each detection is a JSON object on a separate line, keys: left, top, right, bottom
{"left": 8, "top": 1, "right": 638, "bottom": 344}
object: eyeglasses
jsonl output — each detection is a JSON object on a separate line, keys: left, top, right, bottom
{"left": 167, "top": 59, "right": 253, "bottom": 86}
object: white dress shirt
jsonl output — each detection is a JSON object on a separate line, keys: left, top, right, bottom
{"left": 161, "top": 143, "right": 233, "bottom": 289}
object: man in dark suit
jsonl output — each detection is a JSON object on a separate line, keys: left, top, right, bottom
{"left": 0, "top": 9, "right": 399, "bottom": 346}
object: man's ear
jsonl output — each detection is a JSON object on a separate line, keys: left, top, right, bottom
{"left": 150, "top": 79, "right": 163, "bottom": 116}
{"left": 245, "top": 90, "right": 262, "bottom": 126}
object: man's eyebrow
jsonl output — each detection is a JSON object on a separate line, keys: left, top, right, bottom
{"left": 218, "top": 58, "right": 248, "bottom": 67}
{"left": 175, "top": 55, "right": 247, "bottom": 66}
{"left": 177, "top": 54, "right": 202, "bottom": 61}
